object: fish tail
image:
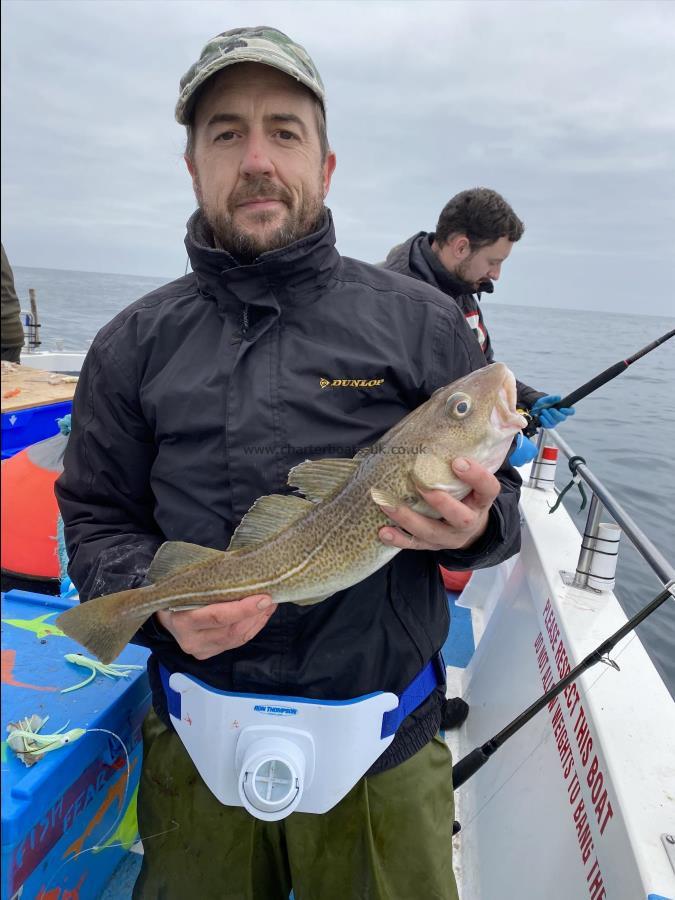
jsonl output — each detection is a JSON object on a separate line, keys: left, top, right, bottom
{"left": 56, "top": 587, "right": 152, "bottom": 664}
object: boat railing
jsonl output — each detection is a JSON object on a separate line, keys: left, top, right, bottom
{"left": 529, "top": 429, "right": 674, "bottom": 591}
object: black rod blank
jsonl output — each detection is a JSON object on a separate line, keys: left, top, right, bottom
{"left": 556, "top": 329, "right": 675, "bottom": 409}
{"left": 452, "top": 583, "right": 673, "bottom": 789}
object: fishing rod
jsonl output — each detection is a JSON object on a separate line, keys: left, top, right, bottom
{"left": 523, "top": 328, "right": 675, "bottom": 437}
{"left": 452, "top": 580, "right": 674, "bottom": 790}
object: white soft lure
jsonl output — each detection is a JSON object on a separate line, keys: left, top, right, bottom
{"left": 61, "top": 652, "right": 144, "bottom": 693}
{"left": 6, "top": 714, "right": 85, "bottom": 766}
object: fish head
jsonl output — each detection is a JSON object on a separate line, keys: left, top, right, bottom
{"left": 408, "top": 363, "right": 526, "bottom": 499}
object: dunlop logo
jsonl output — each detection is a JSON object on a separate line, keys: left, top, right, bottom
{"left": 320, "top": 377, "right": 385, "bottom": 389}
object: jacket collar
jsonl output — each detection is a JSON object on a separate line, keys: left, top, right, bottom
{"left": 185, "top": 207, "right": 341, "bottom": 311}
{"left": 387, "top": 231, "right": 494, "bottom": 298}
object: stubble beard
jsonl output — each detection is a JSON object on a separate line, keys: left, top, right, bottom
{"left": 455, "top": 256, "right": 481, "bottom": 291}
{"left": 195, "top": 174, "right": 326, "bottom": 263}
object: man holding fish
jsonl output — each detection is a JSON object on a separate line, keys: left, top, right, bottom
{"left": 56, "top": 27, "right": 524, "bottom": 900}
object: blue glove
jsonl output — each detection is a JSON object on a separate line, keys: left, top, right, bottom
{"left": 509, "top": 433, "right": 539, "bottom": 467}
{"left": 530, "top": 395, "right": 575, "bottom": 430}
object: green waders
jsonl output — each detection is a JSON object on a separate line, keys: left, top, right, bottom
{"left": 133, "top": 709, "right": 459, "bottom": 900}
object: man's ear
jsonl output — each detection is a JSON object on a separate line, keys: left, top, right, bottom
{"left": 322, "top": 151, "right": 337, "bottom": 197}
{"left": 184, "top": 154, "right": 196, "bottom": 177}
{"left": 453, "top": 235, "right": 471, "bottom": 259}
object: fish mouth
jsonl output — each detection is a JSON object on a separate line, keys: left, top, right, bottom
{"left": 491, "top": 368, "right": 527, "bottom": 435}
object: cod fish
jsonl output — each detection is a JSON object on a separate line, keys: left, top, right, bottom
{"left": 57, "top": 363, "right": 526, "bottom": 663}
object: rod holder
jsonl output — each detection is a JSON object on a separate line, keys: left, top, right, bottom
{"left": 528, "top": 431, "right": 559, "bottom": 492}
{"left": 586, "top": 523, "right": 621, "bottom": 592}
{"left": 573, "top": 496, "right": 621, "bottom": 592}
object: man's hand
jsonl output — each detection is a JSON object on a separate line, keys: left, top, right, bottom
{"left": 377, "top": 457, "right": 500, "bottom": 551}
{"left": 156, "top": 594, "right": 277, "bottom": 660}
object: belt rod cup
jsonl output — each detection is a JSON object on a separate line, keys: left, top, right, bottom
{"left": 163, "top": 655, "right": 445, "bottom": 822}
{"left": 239, "top": 736, "right": 306, "bottom": 817}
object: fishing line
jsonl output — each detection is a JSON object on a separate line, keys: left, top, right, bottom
{"left": 40, "top": 726, "right": 183, "bottom": 895}
{"left": 455, "top": 723, "right": 549, "bottom": 834}
{"left": 456, "top": 630, "right": 640, "bottom": 834}
{"left": 41, "top": 822, "right": 181, "bottom": 898}
{"left": 83, "top": 729, "right": 131, "bottom": 851}
{"left": 452, "top": 582, "right": 673, "bottom": 790}
{"left": 40, "top": 727, "right": 129, "bottom": 895}
{"left": 43, "top": 822, "right": 181, "bottom": 890}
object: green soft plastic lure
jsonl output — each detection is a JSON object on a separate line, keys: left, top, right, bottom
{"left": 6, "top": 714, "right": 85, "bottom": 766}
{"left": 61, "top": 652, "right": 144, "bottom": 693}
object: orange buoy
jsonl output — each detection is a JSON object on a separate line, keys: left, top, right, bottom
{"left": 1, "top": 426, "right": 68, "bottom": 585}
{"left": 440, "top": 566, "right": 472, "bottom": 592}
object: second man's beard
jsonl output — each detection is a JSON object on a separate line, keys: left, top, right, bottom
{"left": 455, "top": 258, "right": 481, "bottom": 290}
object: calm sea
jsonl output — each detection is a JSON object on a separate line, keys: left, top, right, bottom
{"left": 11, "top": 265, "right": 675, "bottom": 698}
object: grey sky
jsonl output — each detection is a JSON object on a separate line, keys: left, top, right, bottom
{"left": 2, "top": 0, "right": 674, "bottom": 315}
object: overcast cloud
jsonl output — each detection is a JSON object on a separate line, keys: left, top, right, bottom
{"left": 2, "top": 0, "right": 674, "bottom": 314}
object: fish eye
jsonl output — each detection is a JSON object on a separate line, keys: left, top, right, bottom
{"left": 445, "top": 392, "right": 472, "bottom": 419}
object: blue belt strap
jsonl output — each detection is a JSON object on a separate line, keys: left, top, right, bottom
{"left": 159, "top": 652, "right": 446, "bottom": 740}
{"left": 159, "top": 663, "right": 182, "bottom": 719}
{"left": 380, "top": 652, "right": 446, "bottom": 738}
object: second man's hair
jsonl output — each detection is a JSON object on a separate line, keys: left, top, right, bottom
{"left": 435, "top": 188, "right": 524, "bottom": 249}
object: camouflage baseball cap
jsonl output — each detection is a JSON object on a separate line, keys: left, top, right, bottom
{"left": 175, "top": 26, "right": 325, "bottom": 125}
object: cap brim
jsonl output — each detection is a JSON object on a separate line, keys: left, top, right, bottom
{"left": 175, "top": 51, "right": 325, "bottom": 124}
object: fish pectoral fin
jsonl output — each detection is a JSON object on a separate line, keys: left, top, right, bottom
{"left": 148, "top": 542, "right": 226, "bottom": 583}
{"left": 227, "top": 494, "right": 315, "bottom": 551}
{"left": 408, "top": 498, "right": 443, "bottom": 519}
{"left": 370, "top": 488, "right": 404, "bottom": 509}
{"left": 287, "top": 458, "right": 360, "bottom": 502}
{"left": 291, "top": 592, "right": 333, "bottom": 607}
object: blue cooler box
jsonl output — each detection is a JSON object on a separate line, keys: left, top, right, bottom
{"left": 1, "top": 590, "right": 150, "bottom": 900}
{"left": 1, "top": 400, "right": 73, "bottom": 460}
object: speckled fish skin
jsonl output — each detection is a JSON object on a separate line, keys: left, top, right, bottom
{"left": 56, "top": 363, "right": 525, "bottom": 663}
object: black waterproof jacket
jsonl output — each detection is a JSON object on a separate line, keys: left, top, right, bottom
{"left": 383, "top": 232, "right": 545, "bottom": 410}
{"left": 56, "top": 211, "right": 522, "bottom": 774}
{"left": 1, "top": 243, "right": 25, "bottom": 351}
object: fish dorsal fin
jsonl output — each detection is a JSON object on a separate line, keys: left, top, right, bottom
{"left": 227, "top": 494, "right": 314, "bottom": 551}
{"left": 287, "top": 458, "right": 360, "bottom": 502}
{"left": 148, "top": 541, "right": 225, "bottom": 583}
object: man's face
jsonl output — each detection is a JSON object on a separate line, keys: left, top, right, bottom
{"left": 437, "top": 235, "right": 514, "bottom": 291}
{"left": 186, "top": 63, "right": 336, "bottom": 261}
